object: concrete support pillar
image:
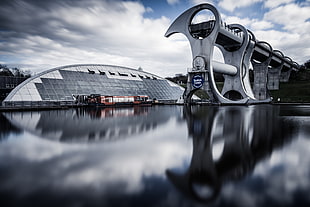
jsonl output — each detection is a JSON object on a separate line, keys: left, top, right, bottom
{"left": 183, "top": 70, "right": 215, "bottom": 103}
{"left": 252, "top": 61, "right": 270, "bottom": 100}
{"left": 280, "top": 57, "right": 294, "bottom": 82}
{"left": 267, "top": 66, "right": 282, "bottom": 90}
{"left": 251, "top": 42, "right": 273, "bottom": 100}
{"left": 280, "top": 69, "right": 292, "bottom": 82}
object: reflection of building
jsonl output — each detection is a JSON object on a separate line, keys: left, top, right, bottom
{"left": 2, "top": 64, "right": 184, "bottom": 107}
{"left": 167, "top": 105, "right": 296, "bottom": 203}
{"left": 0, "top": 113, "right": 21, "bottom": 141}
{"left": 3, "top": 106, "right": 179, "bottom": 142}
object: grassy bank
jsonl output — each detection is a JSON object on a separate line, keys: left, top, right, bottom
{"left": 270, "top": 81, "right": 310, "bottom": 103}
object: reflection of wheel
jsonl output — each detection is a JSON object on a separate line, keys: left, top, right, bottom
{"left": 210, "top": 110, "right": 225, "bottom": 162}
{"left": 191, "top": 180, "right": 221, "bottom": 203}
{"left": 165, "top": 169, "right": 221, "bottom": 203}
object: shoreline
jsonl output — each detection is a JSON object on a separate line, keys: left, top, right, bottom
{"left": 1, "top": 102, "right": 310, "bottom": 112}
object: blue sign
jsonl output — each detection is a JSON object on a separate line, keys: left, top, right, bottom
{"left": 192, "top": 74, "right": 204, "bottom": 88}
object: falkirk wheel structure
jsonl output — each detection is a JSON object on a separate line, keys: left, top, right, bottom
{"left": 165, "top": 3, "right": 300, "bottom": 104}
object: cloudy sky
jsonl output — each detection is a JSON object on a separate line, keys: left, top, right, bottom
{"left": 0, "top": 0, "right": 309, "bottom": 77}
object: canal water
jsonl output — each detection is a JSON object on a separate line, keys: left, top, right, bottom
{"left": 0, "top": 105, "right": 310, "bottom": 207}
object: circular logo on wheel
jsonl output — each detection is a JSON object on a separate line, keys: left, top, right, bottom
{"left": 192, "top": 74, "right": 204, "bottom": 88}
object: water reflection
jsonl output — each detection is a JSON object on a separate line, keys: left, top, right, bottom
{"left": 3, "top": 106, "right": 174, "bottom": 142}
{"left": 167, "top": 105, "right": 297, "bottom": 203}
{"left": 0, "top": 106, "right": 188, "bottom": 207}
{"left": 0, "top": 113, "right": 21, "bottom": 141}
{"left": 0, "top": 105, "right": 310, "bottom": 207}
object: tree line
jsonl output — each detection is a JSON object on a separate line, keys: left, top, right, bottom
{"left": 290, "top": 59, "right": 310, "bottom": 81}
{"left": 0, "top": 64, "right": 31, "bottom": 78}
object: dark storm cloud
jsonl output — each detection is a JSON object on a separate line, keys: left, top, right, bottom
{"left": 0, "top": 0, "right": 183, "bottom": 77}
{"left": 0, "top": 0, "right": 102, "bottom": 43}
{"left": 0, "top": 0, "right": 146, "bottom": 54}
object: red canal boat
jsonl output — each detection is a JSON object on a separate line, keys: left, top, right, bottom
{"left": 87, "top": 94, "right": 152, "bottom": 106}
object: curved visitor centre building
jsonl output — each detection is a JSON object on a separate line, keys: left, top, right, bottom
{"left": 2, "top": 64, "right": 184, "bottom": 107}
